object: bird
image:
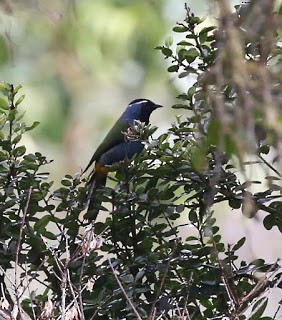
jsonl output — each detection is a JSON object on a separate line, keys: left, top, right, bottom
{"left": 83, "top": 98, "right": 162, "bottom": 221}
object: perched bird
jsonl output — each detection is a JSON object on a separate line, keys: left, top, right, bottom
{"left": 84, "top": 99, "right": 162, "bottom": 220}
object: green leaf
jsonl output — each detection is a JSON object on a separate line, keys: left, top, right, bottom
{"left": 34, "top": 215, "right": 51, "bottom": 232}
{"left": 200, "top": 26, "right": 217, "bottom": 34}
{"left": 15, "top": 94, "right": 25, "bottom": 106}
{"left": 0, "top": 83, "right": 10, "bottom": 96}
{"left": 61, "top": 178, "right": 72, "bottom": 186}
{"left": 199, "top": 31, "right": 207, "bottom": 43}
{"left": 7, "top": 109, "right": 17, "bottom": 122}
{"left": 187, "top": 86, "right": 196, "bottom": 99}
{"left": 233, "top": 237, "right": 246, "bottom": 251}
{"left": 229, "top": 198, "right": 241, "bottom": 209}
{"left": 12, "top": 135, "right": 22, "bottom": 144}
{"left": 176, "top": 93, "right": 189, "bottom": 100}
{"left": 161, "top": 47, "right": 172, "bottom": 57}
{"left": 258, "top": 145, "right": 270, "bottom": 154}
{"left": 199, "top": 26, "right": 216, "bottom": 44}
{"left": 173, "top": 25, "right": 188, "bottom": 32}
{"left": 178, "top": 48, "right": 188, "bottom": 61}
{"left": 25, "top": 121, "right": 40, "bottom": 131}
{"left": 0, "top": 97, "right": 9, "bottom": 110}
{"left": 190, "top": 17, "right": 201, "bottom": 24}
{"left": 23, "top": 154, "right": 37, "bottom": 162}
{"left": 13, "top": 145, "right": 26, "bottom": 157}
{"left": 0, "top": 150, "right": 8, "bottom": 161}
{"left": 15, "top": 111, "right": 26, "bottom": 122}
{"left": 177, "top": 41, "right": 194, "bottom": 46}
{"left": 14, "top": 84, "right": 23, "bottom": 95}
{"left": 249, "top": 298, "right": 268, "bottom": 320}
{"left": 189, "top": 209, "right": 198, "bottom": 223}
{"left": 263, "top": 207, "right": 282, "bottom": 233}
{"left": 135, "top": 270, "right": 144, "bottom": 282}
{"left": 167, "top": 65, "right": 179, "bottom": 72}
{"left": 42, "top": 231, "right": 56, "bottom": 240}
{"left": 179, "top": 71, "right": 190, "bottom": 78}
{"left": 165, "top": 36, "right": 173, "bottom": 47}
{"left": 185, "top": 48, "right": 199, "bottom": 63}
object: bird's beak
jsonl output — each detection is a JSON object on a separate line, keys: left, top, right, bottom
{"left": 155, "top": 104, "right": 163, "bottom": 109}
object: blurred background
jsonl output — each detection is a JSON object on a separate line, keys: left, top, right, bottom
{"left": 0, "top": 0, "right": 236, "bottom": 177}
{"left": 0, "top": 0, "right": 281, "bottom": 315}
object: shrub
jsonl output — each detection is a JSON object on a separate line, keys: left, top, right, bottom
{"left": 0, "top": 2, "right": 281, "bottom": 319}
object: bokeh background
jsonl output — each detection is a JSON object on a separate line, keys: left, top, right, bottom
{"left": 0, "top": 0, "right": 281, "bottom": 316}
{"left": 0, "top": 0, "right": 235, "bottom": 177}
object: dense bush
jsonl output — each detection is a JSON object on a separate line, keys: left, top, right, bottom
{"left": 0, "top": 1, "right": 281, "bottom": 319}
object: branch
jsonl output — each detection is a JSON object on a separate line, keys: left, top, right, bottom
{"left": 108, "top": 258, "right": 142, "bottom": 320}
{"left": 14, "top": 186, "right": 32, "bottom": 315}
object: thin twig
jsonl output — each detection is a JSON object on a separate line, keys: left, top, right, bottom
{"left": 273, "top": 304, "right": 281, "bottom": 320}
{"left": 57, "top": 282, "right": 89, "bottom": 320}
{"left": 62, "top": 234, "right": 71, "bottom": 320}
{"left": 14, "top": 187, "right": 32, "bottom": 313}
{"left": 212, "top": 238, "right": 239, "bottom": 315}
{"left": 148, "top": 239, "right": 179, "bottom": 319}
{"left": 108, "top": 258, "right": 142, "bottom": 320}
{"left": 23, "top": 262, "right": 37, "bottom": 320}
{"left": 77, "top": 254, "right": 87, "bottom": 320}
{"left": 236, "top": 264, "right": 281, "bottom": 317}
{"left": 66, "top": 269, "right": 84, "bottom": 319}
{"left": 257, "top": 154, "right": 282, "bottom": 178}
{"left": 18, "top": 256, "right": 48, "bottom": 300}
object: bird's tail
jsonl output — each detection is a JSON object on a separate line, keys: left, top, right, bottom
{"left": 85, "top": 171, "right": 107, "bottom": 221}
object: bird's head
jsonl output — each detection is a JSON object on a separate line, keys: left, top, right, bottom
{"left": 126, "top": 98, "right": 162, "bottom": 124}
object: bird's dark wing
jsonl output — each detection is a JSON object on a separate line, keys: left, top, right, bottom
{"left": 85, "top": 140, "right": 144, "bottom": 220}
{"left": 83, "top": 119, "right": 129, "bottom": 172}
{"left": 99, "top": 140, "right": 144, "bottom": 167}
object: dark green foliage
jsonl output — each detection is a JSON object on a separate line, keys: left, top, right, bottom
{"left": 0, "top": 1, "right": 281, "bottom": 320}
